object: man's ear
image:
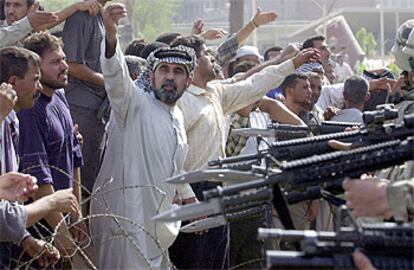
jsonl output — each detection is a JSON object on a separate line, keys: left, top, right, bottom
{"left": 365, "top": 92, "right": 371, "bottom": 101}
{"left": 7, "top": 75, "right": 17, "bottom": 86}
{"left": 186, "top": 76, "right": 193, "bottom": 88}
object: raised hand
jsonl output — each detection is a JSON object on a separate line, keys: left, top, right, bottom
{"left": 0, "top": 83, "right": 17, "bottom": 121}
{"left": 200, "top": 28, "right": 228, "bottom": 40}
{"left": 103, "top": 3, "right": 127, "bottom": 40}
{"left": 191, "top": 19, "right": 204, "bottom": 35}
{"left": 75, "top": 0, "right": 103, "bottom": 17}
{"left": 292, "top": 48, "right": 321, "bottom": 68}
{"left": 252, "top": 7, "right": 277, "bottom": 27}
{"left": 0, "top": 172, "right": 38, "bottom": 202}
{"left": 27, "top": 11, "right": 58, "bottom": 32}
{"left": 103, "top": 3, "right": 127, "bottom": 57}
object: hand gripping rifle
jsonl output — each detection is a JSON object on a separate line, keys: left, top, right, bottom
{"left": 155, "top": 137, "right": 414, "bottom": 233}
{"left": 258, "top": 208, "right": 414, "bottom": 269}
{"left": 208, "top": 112, "right": 413, "bottom": 169}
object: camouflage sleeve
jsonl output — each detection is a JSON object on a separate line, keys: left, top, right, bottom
{"left": 387, "top": 179, "right": 414, "bottom": 221}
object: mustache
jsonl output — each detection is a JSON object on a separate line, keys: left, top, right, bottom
{"left": 59, "top": 70, "right": 68, "bottom": 77}
{"left": 161, "top": 79, "right": 177, "bottom": 90}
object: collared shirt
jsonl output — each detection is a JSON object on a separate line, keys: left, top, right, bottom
{"left": 0, "top": 111, "right": 19, "bottom": 174}
{"left": 0, "top": 17, "right": 32, "bottom": 47}
{"left": 216, "top": 33, "right": 238, "bottom": 64}
{"left": 90, "top": 41, "right": 194, "bottom": 269}
{"left": 316, "top": 83, "right": 345, "bottom": 111}
{"left": 331, "top": 108, "right": 363, "bottom": 123}
{"left": 178, "top": 59, "right": 295, "bottom": 172}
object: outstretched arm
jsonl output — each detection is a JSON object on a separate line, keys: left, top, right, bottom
{"left": 39, "top": 0, "right": 103, "bottom": 30}
{"left": 236, "top": 7, "right": 277, "bottom": 45}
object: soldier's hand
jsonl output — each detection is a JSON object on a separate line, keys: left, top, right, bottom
{"left": 343, "top": 178, "right": 392, "bottom": 218}
{"left": 353, "top": 250, "right": 377, "bottom": 270}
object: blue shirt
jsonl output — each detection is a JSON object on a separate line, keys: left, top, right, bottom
{"left": 17, "top": 89, "right": 83, "bottom": 190}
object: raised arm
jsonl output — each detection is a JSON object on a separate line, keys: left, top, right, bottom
{"left": 259, "top": 97, "right": 305, "bottom": 125}
{"left": 236, "top": 8, "right": 277, "bottom": 45}
{"left": 0, "top": 11, "right": 57, "bottom": 47}
{"left": 39, "top": 0, "right": 102, "bottom": 30}
{"left": 101, "top": 3, "right": 137, "bottom": 128}
{"left": 220, "top": 49, "right": 320, "bottom": 115}
{"left": 216, "top": 8, "right": 277, "bottom": 64}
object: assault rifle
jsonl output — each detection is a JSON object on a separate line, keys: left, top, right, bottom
{"left": 231, "top": 120, "right": 362, "bottom": 141}
{"left": 208, "top": 113, "right": 413, "bottom": 169}
{"left": 258, "top": 208, "right": 414, "bottom": 269}
{"left": 154, "top": 137, "right": 414, "bottom": 231}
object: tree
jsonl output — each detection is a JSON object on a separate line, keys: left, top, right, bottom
{"left": 39, "top": 0, "right": 78, "bottom": 12}
{"left": 356, "top": 27, "right": 378, "bottom": 57}
{"left": 120, "top": 0, "right": 182, "bottom": 41}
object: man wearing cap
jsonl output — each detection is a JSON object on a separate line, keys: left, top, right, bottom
{"left": 234, "top": 45, "right": 263, "bottom": 65}
{"left": 89, "top": 4, "right": 196, "bottom": 269}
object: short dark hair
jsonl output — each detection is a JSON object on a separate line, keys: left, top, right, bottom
{"left": 23, "top": 31, "right": 63, "bottom": 57}
{"left": 264, "top": 46, "right": 283, "bottom": 61}
{"left": 27, "top": 0, "right": 35, "bottom": 6}
{"left": 343, "top": 76, "right": 369, "bottom": 105}
{"left": 0, "top": 46, "right": 41, "bottom": 83}
{"left": 230, "top": 60, "right": 258, "bottom": 77}
{"left": 280, "top": 73, "right": 309, "bottom": 97}
{"left": 171, "top": 35, "right": 205, "bottom": 58}
{"left": 302, "top": 35, "right": 326, "bottom": 50}
{"left": 125, "top": 38, "right": 148, "bottom": 57}
{"left": 125, "top": 55, "right": 146, "bottom": 80}
{"left": 156, "top": 32, "right": 181, "bottom": 45}
{"left": 140, "top": 41, "right": 168, "bottom": 59}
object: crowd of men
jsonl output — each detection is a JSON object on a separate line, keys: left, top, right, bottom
{"left": 0, "top": 0, "right": 413, "bottom": 269}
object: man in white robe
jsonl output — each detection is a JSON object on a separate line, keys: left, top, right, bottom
{"left": 89, "top": 4, "right": 196, "bottom": 269}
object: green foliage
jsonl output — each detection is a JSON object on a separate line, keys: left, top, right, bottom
{"left": 388, "top": 61, "right": 401, "bottom": 79}
{"left": 121, "top": 0, "right": 182, "bottom": 41}
{"left": 39, "top": 0, "right": 78, "bottom": 12}
{"left": 356, "top": 27, "right": 378, "bottom": 57}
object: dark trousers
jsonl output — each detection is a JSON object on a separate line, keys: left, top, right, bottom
{"left": 169, "top": 182, "right": 229, "bottom": 269}
{"left": 229, "top": 206, "right": 272, "bottom": 270}
{"left": 0, "top": 242, "right": 11, "bottom": 269}
{"left": 69, "top": 104, "right": 106, "bottom": 193}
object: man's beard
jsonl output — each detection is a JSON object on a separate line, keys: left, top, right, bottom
{"left": 41, "top": 72, "right": 68, "bottom": 90}
{"left": 153, "top": 79, "right": 182, "bottom": 104}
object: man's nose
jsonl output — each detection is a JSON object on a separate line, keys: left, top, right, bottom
{"left": 166, "top": 71, "right": 175, "bottom": 80}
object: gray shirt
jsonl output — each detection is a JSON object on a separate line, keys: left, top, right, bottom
{"left": 62, "top": 12, "right": 106, "bottom": 110}
{"left": 331, "top": 108, "right": 363, "bottom": 123}
{"left": 0, "top": 200, "right": 28, "bottom": 243}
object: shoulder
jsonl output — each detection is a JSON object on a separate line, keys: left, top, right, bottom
{"left": 66, "top": 11, "right": 93, "bottom": 22}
